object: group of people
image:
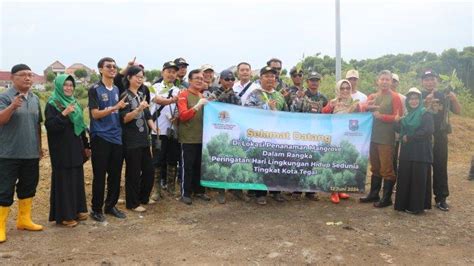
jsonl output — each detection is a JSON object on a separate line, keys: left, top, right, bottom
{"left": 0, "top": 57, "right": 462, "bottom": 243}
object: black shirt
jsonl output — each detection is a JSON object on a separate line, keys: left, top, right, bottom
{"left": 119, "top": 89, "right": 152, "bottom": 149}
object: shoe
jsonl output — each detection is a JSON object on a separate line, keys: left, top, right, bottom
{"left": 180, "top": 196, "right": 192, "bottom": 205}
{"left": 105, "top": 207, "right": 127, "bottom": 219}
{"left": 217, "top": 191, "right": 226, "bottom": 204}
{"left": 146, "top": 199, "right": 157, "bottom": 205}
{"left": 76, "top": 212, "right": 88, "bottom": 221}
{"left": 61, "top": 220, "right": 78, "bottom": 227}
{"left": 330, "top": 192, "right": 340, "bottom": 204}
{"left": 374, "top": 180, "right": 395, "bottom": 208}
{"left": 291, "top": 193, "right": 301, "bottom": 201}
{"left": 405, "top": 209, "right": 424, "bottom": 215}
{"left": 131, "top": 206, "right": 146, "bottom": 213}
{"left": 272, "top": 193, "right": 285, "bottom": 202}
{"left": 360, "top": 176, "right": 382, "bottom": 203}
{"left": 436, "top": 201, "right": 449, "bottom": 211}
{"left": 195, "top": 194, "right": 211, "bottom": 201}
{"left": 256, "top": 196, "right": 267, "bottom": 205}
{"left": 338, "top": 193, "right": 350, "bottom": 199}
{"left": 16, "top": 198, "right": 43, "bottom": 231}
{"left": 90, "top": 211, "right": 106, "bottom": 222}
{"left": 305, "top": 193, "right": 319, "bottom": 201}
{"left": 0, "top": 206, "right": 10, "bottom": 243}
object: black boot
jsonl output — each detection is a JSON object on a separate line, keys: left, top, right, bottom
{"left": 360, "top": 176, "right": 382, "bottom": 203}
{"left": 374, "top": 179, "right": 395, "bottom": 208}
{"left": 167, "top": 164, "right": 177, "bottom": 196}
{"left": 151, "top": 168, "right": 162, "bottom": 201}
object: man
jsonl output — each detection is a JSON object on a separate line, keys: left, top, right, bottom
{"left": 421, "top": 69, "right": 461, "bottom": 211}
{"left": 391, "top": 73, "right": 406, "bottom": 174}
{"left": 0, "top": 64, "right": 44, "bottom": 243}
{"left": 360, "top": 70, "right": 403, "bottom": 208}
{"left": 345, "top": 69, "right": 367, "bottom": 104}
{"left": 174, "top": 57, "right": 189, "bottom": 88}
{"left": 288, "top": 71, "right": 327, "bottom": 201}
{"left": 267, "top": 58, "right": 288, "bottom": 92}
{"left": 177, "top": 70, "right": 211, "bottom": 205}
{"left": 89, "top": 57, "right": 128, "bottom": 222}
{"left": 201, "top": 64, "right": 218, "bottom": 98}
{"left": 150, "top": 61, "right": 181, "bottom": 199}
{"left": 233, "top": 62, "right": 259, "bottom": 105}
{"left": 244, "top": 66, "right": 288, "bottom": 205}
{"left": 209, "top": 70, "right": 250, "bottom": 204}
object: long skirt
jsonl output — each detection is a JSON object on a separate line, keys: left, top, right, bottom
{"left": 49, "top": 167, "right": 88, "bottom": 223}
{"left": 395, "top": 160, "right": 432, "bottom": 212}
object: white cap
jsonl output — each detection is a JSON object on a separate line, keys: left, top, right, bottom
{"left": 345, "top": 69, "right": 359, "bottom": 79}
{"left": 392, "top": 73, "right": 400, "bottom": 82}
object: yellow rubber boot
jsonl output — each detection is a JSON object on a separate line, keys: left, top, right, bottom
{"left": 0, "top": 206, "right": 10, "bottom": 243}
{"left": 16, "top": 198, "right": 43, "bottom": 231}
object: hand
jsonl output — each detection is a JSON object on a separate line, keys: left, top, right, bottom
{"left": 137, "top": 100, "right": 149, "bottom": 111}
{"left": 394, "top": 113, "right": 402, "bottom": 122}
{"left": 373, "top": 111, "right": 382, "bottom": 119}
{"left": 268, "top": 99, "right": 277, "bottom": 110}
{"left": 446, "top": 91, "right": 457, "bottom": 101}
{"left": 329, "top": 99, "right": 337, "bottom": 108}
{"left": 197, "top": 98, "right": 208, "bottom": 106}
{"left": 366, "top": 99, "right": 379, "bottom": 111}
{"left": 84, "top": 148, "right": 91, "bottom": 158}
{"left": 171, "top": 95, "right": 179, "bottom": 104}
{"left": 127, "top": 56, "right": 136, "bottom": 67}
{"left": 281, "top": 88, "right": 290, "bottom": 98}
{"left": 296, "top": 89, "right": 305, "bottom": 98}
{"left": 11, "top": 94, "right": 24, "bottom": 110}
{"left": 62, "top": 103, "right": 76, "bottom": 116}
{"left": 115, "top": 96, "right": 129, "bottom": 110}
{"left": 402, "top": 135, "right": 408, "bottom": 143}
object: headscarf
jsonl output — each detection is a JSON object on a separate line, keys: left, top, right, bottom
{"left": 47, "top": 74, "right": 87, "bottom": 136}
{"left": 400, "top": 88, "right": 425, "bottom": 137}
{"left": 332, "top": 79, "right": 358, "bottom": 114}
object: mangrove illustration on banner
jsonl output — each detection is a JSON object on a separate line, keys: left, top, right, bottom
{"left": 201, "top": 102, "right": 373, "bottom": 193}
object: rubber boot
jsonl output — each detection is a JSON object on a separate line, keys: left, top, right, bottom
{"left": 16, "top": 198, "right": 43, "bottom": 231}
{"left": 360, "top": 175, "right": 382, "bottom": 203}
{"left": 330, "top": 192, "right": 340, "bottom": 204}
{"left": 0, "top": 206, "right": 9, "bottom": 243}
{"left": 151, "top": 168, "right": 162, "bottom": 201}
{"left": 167, "top": 164, "right": 177, "bottom": 196}
{"left": 374, "top": 179, "right": 395, "bottom": 208}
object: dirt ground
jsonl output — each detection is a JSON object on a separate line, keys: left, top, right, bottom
{"left": 0, "top": 116, "right": 473, "bottom": 265}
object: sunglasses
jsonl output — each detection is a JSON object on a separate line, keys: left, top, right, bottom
{"left": 104, "top": 64, "right": 117, "bottom": 69}
{"left": 224, "top": 78, "right": 235, "bottom": 82}
{"left": 340, "top": 86, "right": 351, "bottom": 91}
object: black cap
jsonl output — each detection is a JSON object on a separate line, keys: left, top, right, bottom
{"left": 260, "top": 66, "right": 278, "bottom": 76}
{"left": 162, "top": 61, "right": 179, "bottom": 71}
{"left": 421, "top": 69, "right": 438, "bottom": 79}
{"left": 220, "top": 70, "right": 235, "bottom": 80}
{"left": 290, "top": 66, "right": 303, "bottom": 76}
{"left": 174, "top": 57, "right": 189, "bottom": 67}
{"left": 11, "top": 64, "right": 31, "bottom": 74}
{"left": 307, "top": 71, "right": 322, "bottom": 80}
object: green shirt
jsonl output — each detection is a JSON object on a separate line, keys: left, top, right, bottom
{"left": 371, "top": 93, "right": 395, "bottom": 145}
{"left": 178, "top": 92, "right": 203, "bottom": 144}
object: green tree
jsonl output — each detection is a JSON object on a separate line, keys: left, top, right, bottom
{"left": 74, "top": 68, "right": 88, "bottom": 81}
{"left": 89, "top": 72, "right": 100, "bottom": 84}
{"left": 145, "top": 69, "right": 161, "bottom": 83}
{"left": 46, "top": 71, "right": 56, "bottom": 83}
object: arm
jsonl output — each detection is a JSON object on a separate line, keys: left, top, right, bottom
{"left": 88, "top": 88, "right": 127, "bottom": 120}
{"left": 447, "top": 92, "right": 462, "bottom": 115}
{"left": 0, "top": 95, "right": 23, "bottom": 125}
{"left": 178, "top": 91, "right": 196, "bottom": 122}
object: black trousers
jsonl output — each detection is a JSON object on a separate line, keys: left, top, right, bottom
{"left": 393, "top": 140, "right": 400, "bottom": 174}
{"left": 124, "top": 147, "right": 154, "bottom": 209}
{"left": 395, "top": 160, "right": 432, "bottom": 212}
{"left": 158, "top": 135, "right": 180, "bottom": 183}
{"left": 180, "top": 143, "right": 204, "bottom": 197}
{"left": 433, "top": 133, "right": 449, "bottom": 202}
{"left": 0, "top": 158, "right": 39, "bottom": 206}
{"left": 91, "top": 137, "right": 123, "bottom": 213}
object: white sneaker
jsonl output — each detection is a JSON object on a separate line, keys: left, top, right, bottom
{"left": 147, "top": 199, "right": 157, "bottom": 205}
{"left": 132, "top": 206, "right": 146, "bottom": 212}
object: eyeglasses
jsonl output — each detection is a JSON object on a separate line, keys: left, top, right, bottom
{"left": 224, "top": 78, "right": 235, "bottom": 82}
{"left": 292, "top": 74, "right": 303, "bottom": 78}
{"left": 14, "top": 73, "right": 34, "bottom": 78}
{"left": 104, "top": 64, "right": 117, "bottom": 69}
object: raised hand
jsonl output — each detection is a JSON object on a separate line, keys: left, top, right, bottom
{"left": 62, "top": 103, "right": 76, "bottom": 116}
{"left": 11, "top": 94, "right": 25, "bottom": 110}
{"left": 115, "top": 95, "right": 129, "bottom": 110}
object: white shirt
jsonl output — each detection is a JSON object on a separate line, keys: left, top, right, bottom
{"left": 233, "top": 80, "right": 259, "bottom": 106}
{"left": 150, "top": 82, "right": 180, "bottom": 136}
{"left": 351, "top": 90, "right": 368, "bottom": 104}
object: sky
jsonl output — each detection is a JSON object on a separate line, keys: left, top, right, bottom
{"left": 0, "top": 0, "right": 472, "bottom": 74}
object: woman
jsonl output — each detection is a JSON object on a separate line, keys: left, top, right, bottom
{"left": 322, "top": 79, "right": 360, "bottom": 204}
{"left": 394, "top": 88, "right": 434, "bottom": 214}
{"left": 45, "top": 74, "right": 89, "bottom": 227}
{"left": 120, "top": 66, "right": 157, "bottom": 212}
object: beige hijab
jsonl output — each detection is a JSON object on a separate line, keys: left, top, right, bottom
{"left": 332, "top": 79, "right": 359, "bottom": 114}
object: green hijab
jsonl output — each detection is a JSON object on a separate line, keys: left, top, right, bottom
{"left": 400, "top": 90, "right": 425, "bottom": 137}
{"left": 48, "top": 74, "right": 87, "bottom": 136}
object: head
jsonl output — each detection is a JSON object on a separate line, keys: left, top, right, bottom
{"left": 237, "top": 62, "right": 252, "bottom": 82}
{"left": 306, "top": 72, "right": 322, "bottom": 91}
{"left": 174, "top": 58, "right": 189, "bottom": 80}
{"left": 10, "top": 64, "right": 33, "bottom": 92}
{"left": 421, "top": 70, "right": 438, "bottom": 92}
{"left": 290, "top": 67, "right": 303, "bottom": 87}
{"left": 54, "top": 74, "right": 76, "bottom": 98}
{"left": 201, "top": 65, "right": 214, "bottom": 86}
{"left": 188, "top": 69, "right": 205, "bottom": 92}
{"left": 259, "top": 67, "right": 277, "bottom": 91}
{"left": 391, "top": 74, "right": 400, "bottom": 91}
{"left": 162, "top": 61, "right": 179, "bottom": 83}
{"left": 97, "top": 57, "right": 117, "bottom": 80}
{"left": 267, "top": 58, "right": 282, "bottom": 76}
{"left": 62, "top": 76, "right": 75, "bottom": 97}
{"left": 376, "top": 70, "right": 393, "bottom": 92}
{"left": 345, "top": 69, "right": 359, "bottom": 92}
{"left": 335, "top": 79, "right": 352, "bottom": 100}
{"left": 123, "top": 65, "right": 144, "bottom": 89}
{"left": 405, "top": 88, "right": 422, "bottom": 111}
{"left": 219, "top": 70, "right": 235, "bottom": 90}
